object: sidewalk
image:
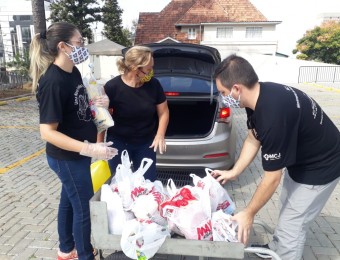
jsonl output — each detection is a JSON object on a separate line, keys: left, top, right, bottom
{"left": 0, "top": 83, "right": 339, "bottom": 260}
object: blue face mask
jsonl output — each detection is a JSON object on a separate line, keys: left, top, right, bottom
{"left": 220, "top": 90, "right": 241, "bottom": 108}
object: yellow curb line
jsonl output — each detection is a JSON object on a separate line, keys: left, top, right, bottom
{"left": 15, "top": 96, "right": 31, "bottom": 102}
{"left": 0, "top": 148, "right": 45, "bottom": 174}
{"left": 0, "top": 125, "right": 39, "bottom": 130}
{"left": 304, "top": 82, "right": 340, "bottom": 93}
{"left": 0, "top": 101, "right": 8, "bottom": 106}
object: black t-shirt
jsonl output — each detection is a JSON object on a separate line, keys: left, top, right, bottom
{"left": 36, "top": 64, "right": 97, "bottom": 160}
{"left": 246, "top": 82, "right": 340, "bottom": 185}
{"left": 104, "top": 76, "right": 166, "bottom": 144}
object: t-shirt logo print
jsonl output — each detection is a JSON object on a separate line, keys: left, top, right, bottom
{"left": 263, "top": 153, "right": 281, "bottom": 161}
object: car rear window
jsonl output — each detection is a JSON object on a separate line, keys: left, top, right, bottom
{"left": 157, "top": 76, "right": 218, "bottom": 94}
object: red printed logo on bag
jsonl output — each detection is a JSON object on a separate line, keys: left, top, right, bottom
{"left": 217, "top": 200, "right": 231, "bottom": 211}
{"left": 131, "top": 186, "right": 147, "bottom": 200}
{"left": 197, "top": 220, "right": 213, "bottom": 240}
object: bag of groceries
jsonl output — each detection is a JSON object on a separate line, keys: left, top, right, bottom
{"left": 83, "top": 65, "right": 114, "bottom": 133}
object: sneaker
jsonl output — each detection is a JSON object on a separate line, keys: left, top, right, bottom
{"left": 57, "top": 248, "right": 98, "bottom": 260}
{"left": 250, "top": 244, "right": 272, "bottom": 259}
{"left": 57, "top": 249, "right": 78, "bottom": 260}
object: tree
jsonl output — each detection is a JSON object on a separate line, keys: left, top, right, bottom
{"left": 293, "top": 21, "right": 340, "bottom": 65}
{"left": 49, "top": 0, "right": 102, "bottom": 43}
{"left": 31, "top": 0, "right": 47, "bottom": 34}
{"left": 6, "top": 49, "right": 30, "bottom": 76}
{"left": 101, "top": 0, "right": 131, "bottom": 47}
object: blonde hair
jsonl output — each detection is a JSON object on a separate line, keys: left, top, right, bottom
{"left": 117, "top": 45, "right": 152, "bottom": 74}
{"left": 29, "top": 22, "right": 78, "bottom": 93}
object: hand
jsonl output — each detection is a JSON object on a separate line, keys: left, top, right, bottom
{"left": 92, "top": 95, "right": 109, "bottom": 109}
{"left": 210, "top": 169, "right": 237, "bottom": 184}
{"left": 231, "top": 210, "right": 254, "bottom": 245}
{"left": 150, "top": 135, "right": 166, "bottom": 154}
{"left": 80, "top": 141, "right": 118, "bottom": 160}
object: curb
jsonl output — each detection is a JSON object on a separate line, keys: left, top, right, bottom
{"left": 0, "top": 93, "right": 33, "bottom": 103}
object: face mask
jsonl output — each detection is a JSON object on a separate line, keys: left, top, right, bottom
{"left": 140, "top": 69, "right": 154, "bottom": 83}
{"left": 220, "top": 89, "right": 241, "bottom": 108}
{"left": 65, "top": 43, "right": 89, "bottom": 65}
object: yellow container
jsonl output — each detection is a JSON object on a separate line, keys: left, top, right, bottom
{"left": 91, "top": 160, "right": 111, "bottom": 193}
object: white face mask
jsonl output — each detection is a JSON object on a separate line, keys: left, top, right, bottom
{"left": 65, "top": 42, "right": 89, "bottom": 65}
{"left": 220, "top": 89, "right": 241, "bottom": 108}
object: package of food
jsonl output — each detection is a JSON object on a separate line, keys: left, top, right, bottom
{"left": 83, "top": 67, "right": 114, "bottom": 133}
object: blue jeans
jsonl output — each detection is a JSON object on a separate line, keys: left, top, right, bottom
{"left": 47, "top": 155, "right": 94, "bottom": 260}
{"left": 106, "top": 137, "right": 157, "bottom": 181}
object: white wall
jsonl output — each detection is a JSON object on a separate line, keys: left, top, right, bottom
{"left": 76, "top": 55, "right": 122, "bottom": 84}
{"left": 220, "top": 51, "right": 335, "bottom": 84}
{"left": 201, "top": 24, "right": 278, "bottom": 55}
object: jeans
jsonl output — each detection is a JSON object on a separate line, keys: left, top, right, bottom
{"left": 47, "top": 155, "right": 94, "bottom": 260}
{"left": 106, "top": 136, "right": 157, "bottom": 181}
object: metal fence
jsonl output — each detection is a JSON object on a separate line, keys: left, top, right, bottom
{"left": 0, "top": 71, "right": 31, "bottom": 90}
{"left": 298, "top": 66, "right": 340, "bottom": 83}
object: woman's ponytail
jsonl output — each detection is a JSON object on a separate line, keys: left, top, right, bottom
{"left": 29, "top": 32, "right": 54, "bottom": 93}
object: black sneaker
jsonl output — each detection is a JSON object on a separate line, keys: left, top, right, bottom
{"left": 250, "top": 244, "right": 272, "bottom": 259}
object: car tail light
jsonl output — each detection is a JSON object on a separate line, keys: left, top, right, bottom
{"left": 165, "top": 92, "right": 180, "bottom": 96}
{"left": 203, "top": 152, "right": 229, "bottom": 158}
{"left": 219, "top": 107, "right": 230, "bottom": 118}
{"left": 217, "top": 107, "right": 231, "bottom": 123}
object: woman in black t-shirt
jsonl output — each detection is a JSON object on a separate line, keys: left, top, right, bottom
{"left": 29, "top": 22, "right": 117, "bottom": 260}
{"left": 98, "top": 46, "right": 169, "bottom": 181}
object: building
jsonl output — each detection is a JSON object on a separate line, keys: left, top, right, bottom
{"left": 135, "top": 0, "right": 281, "bottom": 56}
{"left": 0, "top": 0, "right": 51, "bottom": 67}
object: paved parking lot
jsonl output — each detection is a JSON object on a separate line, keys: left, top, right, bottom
{"left": 0, "top": 83, "right": 339, "bottom": 260}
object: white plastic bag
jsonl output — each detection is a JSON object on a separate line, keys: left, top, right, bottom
{"left": 121, "top": 219, "right": 170, "bottom": 259}
{"left": 212, "top": 210, "right": 238, "bottom": 242}
{"left": 100, "top": 184, "right": 126, "bottom": 234}
{"left": 202, "top": 168, "right": 236, "bottom": 215}
{"left": 83, "top": 67, "right": 114, "bottom": 133}
{"left": 161, "top": 185, "right": 212, "bottom": 240}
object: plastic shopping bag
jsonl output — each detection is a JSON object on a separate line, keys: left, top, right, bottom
{"left": 201, "top": 168, "right": 236, "bottom": 215}
{"left": 90, "top": 160, "right": 111, "bottom": 193}
{"left": 121, "top": 219, "right": 170, "bottom": 259}
{"left": 212, "top": 210, "right": 238, "bottom": 242}
{"left": 83, "top": 66, "right": 114, "bottom": 133}
{"left": 161, "top": 185, "right": 212, "bottom": 240}
{"left": 100, "top": 184, "right": 127, "bottom": 234}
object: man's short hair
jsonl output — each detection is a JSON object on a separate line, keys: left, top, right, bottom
{"left": 213, "top": 54, "right": 259, "bottom": 89}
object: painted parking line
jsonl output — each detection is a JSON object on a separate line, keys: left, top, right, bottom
{"left": 0, "top": 125, "right": 39, "bottom": 130}
{"left": 0, "top": 148, "right": 45, "bottom": 174}
{"left": 305, "top": 82, "right": 340, "bottom": 93}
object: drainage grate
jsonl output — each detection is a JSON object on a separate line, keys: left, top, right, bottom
{"left": 157, "top": 169, "right": 201, "bottom": 187}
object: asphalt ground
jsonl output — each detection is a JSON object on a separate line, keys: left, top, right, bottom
{"left": 0, "top": 83, "right": 339, "bottom": 260}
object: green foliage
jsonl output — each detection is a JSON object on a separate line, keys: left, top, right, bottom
{"left": 101, "top": 0, "right": 131, "bottom": 47}
{"left": 293, "top": 21, "right": 340, "bottom": 65}
{"left": 6, "top": 49, "right": 30, "bottom": 76}
{"left": 49, "top": 0, "right": 102, "bottom": 43}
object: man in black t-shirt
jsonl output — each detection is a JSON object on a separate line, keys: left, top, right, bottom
{"left": 211, "top": 54, "right": 340, "bottom": 260}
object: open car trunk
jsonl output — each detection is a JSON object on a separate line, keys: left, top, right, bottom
{"left": 165, "top": 98, "right": 218, "bottom": 139}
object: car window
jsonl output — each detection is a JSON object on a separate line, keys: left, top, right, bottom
{"left": 157, "top": 76, "right": 218, "bottom": 94}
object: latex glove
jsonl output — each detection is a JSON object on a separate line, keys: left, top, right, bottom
{"left": 150, "top": 135, "right": 166, "bottom": 154}
{"left": 80, "top": 141, "right": 118, "bottom": 160}
{"left": 92, "top": 94, "right": 109, "bottom": 109}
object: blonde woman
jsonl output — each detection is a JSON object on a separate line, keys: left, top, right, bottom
{"left": 29, "top": 22, "right": 117, "bottom": 260}
{"left": 98, "top": 46, "right": 169, "bottom": 181}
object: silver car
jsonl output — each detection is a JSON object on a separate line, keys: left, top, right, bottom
{"left": 145, "top": 43, "right": 237, "bottom": 183}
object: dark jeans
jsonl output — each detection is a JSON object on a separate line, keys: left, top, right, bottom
{"left": 107, "top": 136, "right": 157, "bottom": 181}
{"left": 47, "top": 155, "right": 94, "bottom": 260}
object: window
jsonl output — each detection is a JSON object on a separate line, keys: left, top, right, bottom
{"left": 188, "top": 28, "right": 196, "bottom": 40}
{"left": 21, "top": 27, "right": 31, "bottom": 44}
{"left": 216, "top": 27, "right": 233, "bottom": 38}
{"left": 19, "top": 15, "right": 32, "bottom": 21}
{"left": 246, "top": 27, "right": 262, "bottom": 38}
